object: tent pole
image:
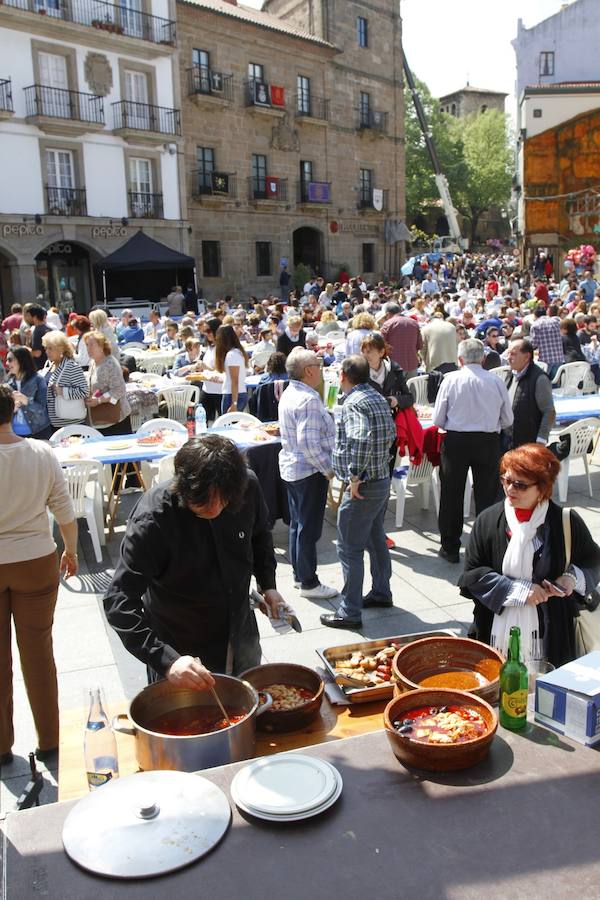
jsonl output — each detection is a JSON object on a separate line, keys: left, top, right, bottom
{"left": 102, "top": 268, "right": 107, "bottom": 306}
{"left": 193, "top": 266, "right": 198, "bottom": 294}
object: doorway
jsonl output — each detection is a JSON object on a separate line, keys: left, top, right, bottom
{"left": 0, "top": 250, "right": 15, "bottom": 319}
{"left": 293, "top": 226, "right": 322, "bottom": 275}
{"left": 35, "top": 241, "right": 94, "bottom": 314}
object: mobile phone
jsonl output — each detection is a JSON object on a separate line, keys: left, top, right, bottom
{"left": 543, "top": 579, "right": 566, "bottom": 596}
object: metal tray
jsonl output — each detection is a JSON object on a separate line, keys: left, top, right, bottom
{"left": 317, "top": 630, "right": 456, "bottom": 704}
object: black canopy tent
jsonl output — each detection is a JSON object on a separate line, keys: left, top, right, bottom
{"left": 98, "top": 231, "right": 197, "bottom": 304}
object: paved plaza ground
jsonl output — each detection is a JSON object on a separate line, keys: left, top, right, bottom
{"left": 2, "top": 458, "right": 600, "bottom": 815}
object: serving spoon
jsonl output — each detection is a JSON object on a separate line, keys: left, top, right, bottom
{"left": 195, "top": 658, "right": 231, "bottom": 726}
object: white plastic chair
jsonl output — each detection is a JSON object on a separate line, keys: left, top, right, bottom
{"left": 406, "top": 375, "right": 429, "bottom": 406}
{"left": 143, "top": 452, "right": 177, "bottom": 489}
{"left": 136, "top": 418, "right": 187, "bottom": 435}
{"left": 137, "top": 419, "right": 187, "bottom": 485}
{"left": 121, "top": 342, "right": 147, "bottom": 351}
{"left": 156, "top": 385, "right": 200, "bottom": 423}
{"left": 213, "top": 412, "right": 262, "bottom": 428}
{"left": 555, "top": 417, "right": 600, "bottom": 502}
{"left": 393, "top": 457, "right": 437, "bottom": 527}
{"left": 129, "top": 371, "right": 163, "bottom": 386}
{"left": 582, "top": 368, "right": 598, "bottom": 395}
{"left": 536, "top": 360, "right": 549, "bottom": 373}
{"left": 50, "top": 424, "right": 103, "bottom": 445}
{"left": 489, "top": 366, "right": 511, "bottom": 379}
{"left": 552, "top": 362, "right": 591, "bottom": 397}
{"left": 140, "top": 357, "right": 169, "bottom": 375}
{"left": 60, "top": 460, "right": 105, "bottom": 562}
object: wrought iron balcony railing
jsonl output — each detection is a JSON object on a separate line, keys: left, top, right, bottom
{"left": 192, "top": 171, "right": 237, "bottom": 199}
{"left": 248, "top": 176, "right": 288, "bottom": 201}
{"left": 25, "top": 84, "right": 104, "bottom": 124}
{"left": 46, "top": 185, "right": 87, "bottom": 216}
{"left": 187, "top": 67, "right": 233, "bottom": 101}
{"left": 112, "top": 100, "right": 180, "bottom": 135}
{"left": 294, "top": 94, "right": 329, "bottom": 121}
{"left": 357, "top": 108, "right": 388, "bottom": 133}
{"left": 297, "top": 180, "right": 332, "bottom": 203}
{"left": 128, "top": 191, "right": 163, "bottom": 218}
{"left": 0, "top": 78, "right": 14, "bottom": 112}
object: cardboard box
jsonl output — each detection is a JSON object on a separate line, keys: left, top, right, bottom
{"left": 534, "top": 651, "right": 600, "bottom": 746}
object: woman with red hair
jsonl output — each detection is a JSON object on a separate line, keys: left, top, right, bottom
{"left": 460, "top": 443, "right": 600, "bottom": 667}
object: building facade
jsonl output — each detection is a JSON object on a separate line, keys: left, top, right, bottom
{"left": 0, "top": 0, "right": 187, "bottom": 316}
{"left": 438, "top": 85, "right": 507, "bottom": 119}
{"left": 178, "top": 0, "right": 405, "bottom": 300}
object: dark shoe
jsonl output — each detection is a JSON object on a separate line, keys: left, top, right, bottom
{"left": 363, "top": 593, "right": 393, "bottom": 608}
{"left": 35, "top": 746, "right": 58, "bottom": 763}
{"left": 438, "top": 547, "right": 460, "bottom": 564}
{"left": 320, "top": 612, "right": 362, "bottom": 630}
{"left": 0, "top": 751, "right": 13, "bottom": 765}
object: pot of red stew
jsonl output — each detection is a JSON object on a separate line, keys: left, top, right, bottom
{"left": 112, "top": 675, "right": 271, "bottom": 772}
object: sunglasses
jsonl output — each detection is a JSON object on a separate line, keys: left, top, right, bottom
{"left": 500, "top": 475, "right": 537, "bottom": 491}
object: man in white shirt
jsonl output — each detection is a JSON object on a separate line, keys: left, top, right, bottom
{"left": 433, "top": 338, "right": 513, "bottom": 563}
{"left": 421, "top": 272, "right": 439, "bottom": 296}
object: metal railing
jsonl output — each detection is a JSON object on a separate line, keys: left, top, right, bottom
{"left": 128, "top": 191, "right": 163, "bottom": 218}
{"left": 46, "top": 186, "right": 87, "bottom": 216}
{"left": 247, "top": 176, "right": 288, "bottom": 201}
{"left": 187, "top": 67, "right": 233, "bottom": 101}
{"left": 25, "top": 84, "right": 104, "bottom": 124}
{"left": 297, "top": 180, "right": 332, "bottom": 203}
{"left": 357, "top": 109, "right": 388, "bottom": 132}
{"left": 2, "top": 0, "right": 176, "bottom": 45}
{"left": 294, "top": 94, "right": 329, "bottom": 121}
{"left": 112, "top": 100, "right": 180, "bottom": 135}
{"left": 192, "top": 171, "right": 237, "bottom": 199}
{"left": 358, "top": 189, "right": 389, "bottom": 211}
{"left": 0, "top": 78, "right": 13, "bottom": 112}
{"left": 244, "top": 79, "right": 278, "bottom": 108}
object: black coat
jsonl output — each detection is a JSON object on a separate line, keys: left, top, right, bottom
{"left": 459, "top": 500, "right": 600, "bottom": 667}
{"left": 104, "top": 472, "right": 277, "bottom": 677}
{"left": 368, "top": 359, "right": 414, "bottom": 410}
{"left": 562, "top": 333, "right": 586, "bottom": 363}
{"left": 276, "top": 330, "right": 306, "bottom": 358}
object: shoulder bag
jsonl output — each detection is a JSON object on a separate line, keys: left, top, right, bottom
{"left": 563, "top": 507, "right": 600, "bottom": 655}
{"left": 88, "top": 361, "right": 122, "bottom": 427}
{"left": 54, "top": 362, "right": 87, "bottom": 422}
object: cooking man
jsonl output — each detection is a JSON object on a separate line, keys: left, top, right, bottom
{"left": 104, "top": 435, "right": 284, "bottom": 690}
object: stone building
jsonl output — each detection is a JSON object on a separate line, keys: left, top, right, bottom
{"left": 177, "top": 0, "right": 405, "bottom": 299}
{"left": 439, "top": 85, "right": 507, "bottom": 118}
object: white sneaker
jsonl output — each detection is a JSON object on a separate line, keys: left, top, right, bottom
{"left": 300, "top": 583, "right": 339, "bottom": 600}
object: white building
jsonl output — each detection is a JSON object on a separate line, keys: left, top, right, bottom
{"left": 0, "top": 0, "right": 189, "bottom": 314}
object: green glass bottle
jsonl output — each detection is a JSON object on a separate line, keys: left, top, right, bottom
{"left": 499, "top": 626, "right": 528, "bottom": 731}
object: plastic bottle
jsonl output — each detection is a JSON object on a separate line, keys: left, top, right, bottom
{"left": 84, "top": 687, "right": 119, "bottom": 790}
{"left": 186, "top": 404, "right": 195, "bottom": 439}
{"left": 195, "top": 403, "right": 207, "bottom": 434}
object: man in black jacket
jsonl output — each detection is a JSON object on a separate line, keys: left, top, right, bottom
{"left": 502, "top": 338, "right": 555, "bottom": 449}
{"left": 104, "top": 435, "right": 284, "bottom": 690}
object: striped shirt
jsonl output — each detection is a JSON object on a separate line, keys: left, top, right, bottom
{"left": 278, "top": 380, "right": 335, "bottom": 482}
{"left": 333, "top": 383, "right": 396, "bottom": 482}
{"left": 43, "top": 357, "right": 88, "bottom": 427}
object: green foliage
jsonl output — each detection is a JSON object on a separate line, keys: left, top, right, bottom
{"left": 293, "top": 263, "right": 311, "bottom": 292}
{"left": 458, "top": 109, "right": 513, "bottom": 242}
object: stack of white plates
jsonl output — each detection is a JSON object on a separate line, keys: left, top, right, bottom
{"left": 230, "top": 754, "right": 343, "bottom": 822}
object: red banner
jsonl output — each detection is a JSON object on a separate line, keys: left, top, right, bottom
{"left": 266, "top": 177, "right": 279, "bottom": 198}
{"left": 270, "top": 85, "right": 285, "bottom": 107}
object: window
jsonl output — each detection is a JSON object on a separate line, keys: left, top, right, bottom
{"left": 124, "top": 69, "right": 150, "bottom": 129}
{"left": 46, "top": 148, "right": 74, "bottom": 213}
{"left": 196, "top": 146, "right": 214, "bottom": 193}
{"left": 539, "top": 51, "right": 554, "bottom": 76}
{"left": 202, "top": 241, "right": 221, "bottom": 278}
{"left": 362, "top": 243, "right": 375, "bottom": 273}
{"left": 193, "top": 48, "right": 209, "bottom": 70}
{"left": 192, "top": 48, "right": 210, "bottom": 93}
{"left": 451, "top": 103, "right": 456, "bottom": 116}
{"left": 359, "top": 168, "right": 372, "bottom": 205}
{"left": 297, "top": 74, "right": 310, "bottom": 115}
{"left": 129, "top": 157, "right": 158, "bottom": 217}
{"left": 248, "top": 62, "right": 264, "bottom": 82}
{"left": 533, "top": 108, "right": 543, "bottom": 118}
{"left": 252, "top": 153, "right": 267, "bottom": 197}
{"left": 359, "top": 91, "right": 370, "bottom": 127}
{"left": 256, "top": 242, "right": 272, "bottom": 277}
{"left": 119, "top": 0, "right": 143, "bottom": 38}
{"left": 357, "top": 16, "right": 368, "bottom": 48}
{"left": 299, "top": 160, "right": 313, "bottom": 201}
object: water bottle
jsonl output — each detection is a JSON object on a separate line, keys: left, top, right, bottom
{"left": 84, "top": 687, "right": 119, "bottom": 790}
{"left": 195, "top": 403, "right": 207, "bottom": 434}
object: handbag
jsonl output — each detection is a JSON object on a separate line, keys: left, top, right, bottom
{"left": 563, "top": 507, "right": 600, "bottom": 655}
{"left": 54, "top": 363, "right": 86, "bottom": 422}
{"left": 89, "top": 398, "right": 121, "bottom": 427}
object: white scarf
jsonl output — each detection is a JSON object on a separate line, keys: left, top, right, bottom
{"left": 369, "top": 356, "right": 390, "bottom": 386}
{"left": 490, "top": 499, "right": 549, "bottom": 664}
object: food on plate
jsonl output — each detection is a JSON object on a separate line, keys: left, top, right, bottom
{"left": 162, "top": 435, "right": 184, "bottom": 450}
{"left": 333, "top": 643, "right": 400, "bottom": 686}
{"left": 262, "top": 684, "right": 315, "bottom": 711}
{"left": 418, "top": 670, "right": 489, "bottom": 691}
{"left": 137, "top": 432, "right": 164, "bottom": 446}
{"left": 252, "top": 432, "right": 268, "bottom": 442}
{"left": 392, "top": 705, "right": 488, "bottom": 744}
{"left": 106, "top": 440, "right": 133, "bottom": 451}
{"left": 145, "top": 706, "right": 246, "bottom": 736}
{"left": 260, "top": 423, "right": 280, "bottom": 437}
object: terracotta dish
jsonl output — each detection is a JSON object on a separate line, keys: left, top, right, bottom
{"left": 392, "top": 636, "right": 504, "bottom": 704}
{"left": 384, "top": 688, "right": 498, "bottom": 772}
{"left": 240, "top": 663, "right": 323, "bottom": 733}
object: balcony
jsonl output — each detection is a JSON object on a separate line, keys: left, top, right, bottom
{"left": 24, "top": 84, "right": 104, "bottom": 135}
{"left": 112, "top": 101, "right": 180, "bottom": 145}
{"left": 357, "top": 108, "right": 388, "bottom": 136}
{"left": 128, "top": 191, "right": 163, "bottom": 219}
{"left": 46, "top": 186, "right": 87, "bottom": 217}
{"left": 297, "top": 180, "right": 332, "bottom": 206}
{"left": 294, "top": 95, "right": 329, "bottom": 125}
{"left": 243, "top": 80, "right": 286, "bottom": 117}
{"left": 192, "top": 171, "right": 237, "bottom": 203}
{"left": 0, "top": 0, "right": 176, "bottom": 54}
{"left": 187, "top": 67, "right": 233, "bottom": 108}
{"left": 358, "top": 189, "right": 389, "bottom": 212}
{"left": 248, "top": 176, "right": 288, "bottom": 203}
{"left": 0, "top": 78, "right": 14, "bottom": 120}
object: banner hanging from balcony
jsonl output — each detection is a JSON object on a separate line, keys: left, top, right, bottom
{"left": 372, "top": 189, "right": 384, "bottom": 211}
{"left": 266, "top": 177, "right": 280, "bottom": 198}
{"left": 307, "top": 181, "right": 330, "bottom": 203}
{"left": 270, "top": 85, "right": 285, "bottom": 107}
{"left": 253, "top": 81, "right": 271, "bottom": 106}
{"left": 210, "top": 72, "right": 224, "bottom": 93}
{"left": 211, "top": 172, "right": 229, "bottom": 194}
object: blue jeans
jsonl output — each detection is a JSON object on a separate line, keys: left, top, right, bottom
{"left": 221, "top": 392, "right": 247, "bottom": 414}
{"left": 285, "top": 472, "right": 328, "bottom": 589}
{"left": 336, "top": 477, "right": 392, "bottom": 620}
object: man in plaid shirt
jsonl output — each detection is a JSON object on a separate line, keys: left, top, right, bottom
{"left": 530, "top": 306, "right": 564, "bottom": 379}
{"left": 321, "top": 355, "right": 396, "bottom": 629}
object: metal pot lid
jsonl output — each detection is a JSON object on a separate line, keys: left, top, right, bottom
{"left": 62, "top": 770, "right": 231, "bottom": 879}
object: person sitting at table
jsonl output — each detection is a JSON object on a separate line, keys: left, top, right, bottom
{"left": 257, "top": 351, "right": 289, "bottom": 386}
{"left": 314, "top": 310, "right": 340, "bottom": 336}
{"left": 459, "top": 443, "right": 600, "bottom": 667}
{"left": 115, "top": 309, "right": 133, "bottom": 340}
{"left": 172, "top": 337, "right": 202, "bottom": 377}
{"left": 6, "top": 346, "right": 52, "bottom": 439}
{"left": 210, "top": 324, "right": 249, "bottom": 414}
{"left": 254, "top": 326, "right": 276, "bottom": 356}
{"left": 84, "top": 331, "right": 132, "bottom": 435}
{"left": 42, "top": 331, "right": 88, "bottom": 430}
{"left": 143, "top": 309, "right": 164, "bottom": 344}
{"left": 0, "top": 384, "right": 78, "bottom": 767}
{"left": 276, "top": 315, "right": 306, "bottom": 358}
{"left": 560, "top": 317, "right": 587, "bottom": 364}
{"left": 117, "top": 317, "right": 145, "bottom": 346}
{"left": 159, "top": 320, "right": 182, "bottom": 350}
{"left": 103, "top": 435, "right": 285, "bottom": 683}
{"left": 345, "top": 312, "right": 376, "bottom": 356}
{"left": 69, "top": 316, "right": 91, "bottom": 370}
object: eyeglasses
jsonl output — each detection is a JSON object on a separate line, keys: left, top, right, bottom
{"left": 500, "top": 475, "right": 537, "bottom": 491}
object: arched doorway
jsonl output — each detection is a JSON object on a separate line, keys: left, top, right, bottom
{"left": 35, "top": 241, "right": 96, "bottom": 314}
{"left": 0, "top": 249, "right": 15, "bottom": 319}
{"left": 293, "top": 227, "right": 322, "bottom": 275}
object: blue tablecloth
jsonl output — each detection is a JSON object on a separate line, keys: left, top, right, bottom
{"left": 554, "top": 395, "right": 600, "bottom": 425}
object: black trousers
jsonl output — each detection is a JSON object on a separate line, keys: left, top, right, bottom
{"left": 200, "top": 390, "right": 222, "bottom": 424}
{"left": 439, "top": 430, "right": 501, "bottom": 555}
